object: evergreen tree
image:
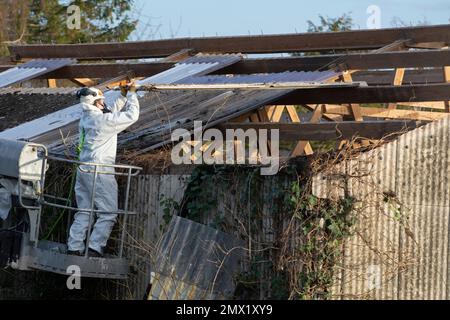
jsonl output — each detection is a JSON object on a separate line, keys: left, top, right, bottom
{"left": 1, "top": 0, "right": 137, "bottom": 55}
{"left": 306, "top": 13, "right": 353, "bottom": 33}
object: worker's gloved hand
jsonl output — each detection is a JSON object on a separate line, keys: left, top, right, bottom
{"left": 120, "top": 81, "right": 136, "bottom": 96}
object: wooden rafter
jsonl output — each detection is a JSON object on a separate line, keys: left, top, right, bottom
{"left": 162, "top": 49, "right": 195, "bottom": 62}
{"left": 289, "top": 105, "right": 322, "bottom": 156}
{"left": 70, "top": 78, "right": 97, "bottom": 87}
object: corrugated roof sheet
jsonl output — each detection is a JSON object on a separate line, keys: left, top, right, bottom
{"left": 39, "top": 88, "right": 293, "bottom": 155}
{"left": 0, "top": 54, "right": 340, "bottom": 157}
{"left": 178, "top": 70, "right": 339, "bottom": 84}
{"left": 0, "top": 54, "right": 242, "bottom": 141}
{"left": 0, "top": 59, "right": 75, "bottom": 88}
{"left": 139, "top": 54, "right": 241, "bottom": 85}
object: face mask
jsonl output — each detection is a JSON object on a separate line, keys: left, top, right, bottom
{"left": 102, "top": 102, "right": 112, "bottom": 113}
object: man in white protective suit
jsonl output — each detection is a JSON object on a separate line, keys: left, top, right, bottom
{"left": 67, "top": 83, "right": 139, "bottom": 257}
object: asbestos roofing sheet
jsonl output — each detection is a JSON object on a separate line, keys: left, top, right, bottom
{"left": 0, "top": 54, "right": 242, "bottom": 141}
{"left": 0, "top": 59, "right": 75, "bottom": 88}
{"left": 178, "top": 70, "right": 340, "bottom": 84}
{"left": 139, "top": 54, "right": 242, "bottom": 85}
{"left": 40, "top": 88, "right": 293, "bottom": 155}
{"left": 30, "top": 65, "right": 341, "bottom": 154}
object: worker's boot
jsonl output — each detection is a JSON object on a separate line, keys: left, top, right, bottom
{"left": 67, "top": 250, "right": 83, "bottom": 256}
{"left": 88, "top": 248, "right": 103, "bottom": 258}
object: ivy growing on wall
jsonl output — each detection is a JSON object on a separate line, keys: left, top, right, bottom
{"left": 160, "top": 161, "right": 356, "bottom": 300}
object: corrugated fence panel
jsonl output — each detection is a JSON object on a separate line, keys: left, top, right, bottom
{"left": 396, "top": 116, "right": 450, "bottom": 299}
{"left": 340, "top": 140, "right": 400, "bottom": 299}
{"left": 123, "top": 174, "right": 189, "bottom": 299}
{"left": 313, "top": 115, "right": 450, "bottom": 300}
{"left": 149, "top": 216, "right": 245, "bottom": 300}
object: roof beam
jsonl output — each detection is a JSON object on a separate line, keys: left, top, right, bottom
{"left": 2, "top": 50, "right": 449, "bottom": 79}
{"left": 220, "top": 49, "right": 450, "bottom": 73}
{"left": 352, "top": 69, "right": 445, "bottom": 85}
{"left": 8, "top": 24, "right": 450, "bottom": 60}
{"left": 323, "top": 104, "right": 448, "bottom": 121}
{"left": 219, "top": 121, "right": 428, "bottom": 141}
{"left": 274, "top": 83, "right": 450, "bottom": 104}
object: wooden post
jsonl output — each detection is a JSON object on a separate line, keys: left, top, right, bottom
{"left": 341, "top": 72, "right": 363, "bottom": 121}
{"left": 285, "top": 105, "right": 314, "bottom": 155}
{"left": 444, "top": 66, "right": 450, "bottom": 113}
{"left": 387, "top": 68, "right": 405, "bottom": 109}
{"left": 47, "top": 79, "right": 57, "bottom": 88}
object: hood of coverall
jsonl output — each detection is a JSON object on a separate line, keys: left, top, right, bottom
{"left": 77, "top": 87, "right": 104, "bottom": 106}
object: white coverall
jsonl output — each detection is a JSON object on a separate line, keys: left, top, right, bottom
{"left": 67, "top": 91, "right": 140, "bottom": 254}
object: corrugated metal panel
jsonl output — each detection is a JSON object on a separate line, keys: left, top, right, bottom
{"left": 312, "top": 115, "right": 450, "bottom": 299}
{"left": 0, "top": 59, "right": 74, "bottom": 88}
{"left": 0, "top": 54, "right": 241, "bottom": 141}
{"left": 149, "top": 215, "right": 245, "bottom": 300}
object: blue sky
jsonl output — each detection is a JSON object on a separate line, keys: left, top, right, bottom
{"left": 130, "top": 0, "right": 450, "bottom": 40}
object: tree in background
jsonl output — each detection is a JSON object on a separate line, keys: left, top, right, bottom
{"left": 0, "top": 0, "right": 137, "bottom": 55}
{"left": 306, "top": 13, "right": 353, "bottom": 32}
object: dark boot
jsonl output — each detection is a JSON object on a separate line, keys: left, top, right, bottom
{"left": 67, "top": 250, "right": 83, "bottom": 256}
{"left": 88, "top": 248, "right": 103, "bottom": 258}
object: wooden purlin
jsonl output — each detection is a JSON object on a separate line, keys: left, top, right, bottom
{"left": 323, "top": 104, "right": 448, "bottom": 121}
{"left": 352, "top": 69, "right": 446, "bottom": 86}
{"left": 219, "top": 121, "right": 428, "bottom": 141}
{"left": 4, "top": 50, "right": 450, "bottom": 80}
{"left": 9, "top": 24, "right": 450, "bottom": 60}
{"left": 273, "top": 83, "right": 450, "bottom": 104}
